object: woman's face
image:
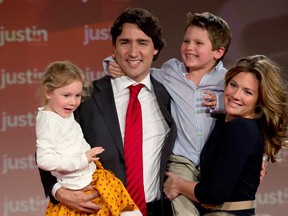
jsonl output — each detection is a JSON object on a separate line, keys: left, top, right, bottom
{"left": 224, "top": 71, "right": 259, "bottom": 121}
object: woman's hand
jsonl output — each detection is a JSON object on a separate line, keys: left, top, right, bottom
{"left": 164, "top": 171, "right": 199, "bottom": 202}
{"left": 163, "top": 172, "right": 181, "bottom": 201}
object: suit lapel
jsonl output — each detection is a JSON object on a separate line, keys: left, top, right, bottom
{"left": 91, "top": 76, "right": 173, "bottom": 161}
{"left": 92, "top": 76, "right": 125, "bottom": 158}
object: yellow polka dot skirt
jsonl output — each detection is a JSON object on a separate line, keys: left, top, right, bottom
{"left": 45, "top": 161, "right": 138, "bottom": 216}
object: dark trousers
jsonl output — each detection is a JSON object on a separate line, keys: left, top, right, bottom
{"left": 147, "top": 200, "right": 161, "bottom": 216}
{"left": 146, "top": 199, "right": 173, "bottom": 216}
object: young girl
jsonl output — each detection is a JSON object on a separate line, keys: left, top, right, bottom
{"left": 36, "top": 61, "right": 141, "bottom": 216}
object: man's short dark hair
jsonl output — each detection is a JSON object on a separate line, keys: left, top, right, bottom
{"left": 110, "top": 7, "right": 165, "bottom": 61}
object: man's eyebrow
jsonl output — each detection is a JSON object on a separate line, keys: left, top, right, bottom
{"left": 118, "top": 38, "right": 129, "bottom": 42}
{"left": 137, "top": 38, "right": 150, "bottom": 42}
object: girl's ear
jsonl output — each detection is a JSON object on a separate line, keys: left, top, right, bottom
{"left": 43, "top": 87, "right": 51, "bottom": 100}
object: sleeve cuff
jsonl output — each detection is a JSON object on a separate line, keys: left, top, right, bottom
{"left": 102, "top": 55, "right": 114, "bottom": 75}
{"left": 52, "top": 182, "right": 62, "bottom": 200}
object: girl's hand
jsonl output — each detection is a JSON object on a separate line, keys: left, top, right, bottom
{"left": 86, "top": 147, "right": 104, "bottom": 163}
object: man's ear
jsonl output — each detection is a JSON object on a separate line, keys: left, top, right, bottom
{"left": 112, "top": 44, "right": 116, "bottom": 53}
{"left": 153, "top": 49, "right": 159, "bottom": 56}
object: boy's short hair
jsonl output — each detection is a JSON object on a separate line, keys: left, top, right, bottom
{"left": 185, "top": 12, "right": 232, "bottom": 61}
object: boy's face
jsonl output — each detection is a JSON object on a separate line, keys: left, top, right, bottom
{"left": 181, "top": 25, "right": 223, "bottom": 72}
{"left": 113, "top": 23, "right": 158, "bottom": 82}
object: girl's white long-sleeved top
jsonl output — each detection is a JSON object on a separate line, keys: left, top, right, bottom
{"left": 36, "top": 107, "right": 96, "bottom": 190}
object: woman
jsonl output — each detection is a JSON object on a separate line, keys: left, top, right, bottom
{"left": 163, "top": 55, "right": 288, "bottom": 216}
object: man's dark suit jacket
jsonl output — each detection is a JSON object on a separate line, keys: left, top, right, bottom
{"left": 38, "top": 75, "right": 176, "bottom": 215}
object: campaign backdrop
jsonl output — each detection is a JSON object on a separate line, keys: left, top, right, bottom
{"left": 0, "top": 0, "right": 287, "bottom": 215}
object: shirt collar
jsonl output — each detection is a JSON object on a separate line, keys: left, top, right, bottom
{"left": 180, "top": 60, "right": 224, "bottom": 76}
{"left": 213, "top": 61, "right": 224, "bottom": 73}
{"left": 113, "top": 73, "right": 152, "bottom": 92}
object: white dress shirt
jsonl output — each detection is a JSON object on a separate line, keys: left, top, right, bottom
{"left": 111, "top": 74, "right": 169, "bottom": 202}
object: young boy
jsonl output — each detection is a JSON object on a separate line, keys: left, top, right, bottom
{"left": 106, "top": 12, "right": 232, "bottom": 215}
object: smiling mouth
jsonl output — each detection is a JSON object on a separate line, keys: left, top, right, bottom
{"left": 127, "top": 60, "right": 141, "bottom": 64}
{"left": 228, "top": 99, "right": 242, "bottom": 107}
{"left": 185, "top": 53, "right": 197, "bottom": 58}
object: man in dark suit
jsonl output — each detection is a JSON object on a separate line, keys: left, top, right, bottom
{"left": 38, "top": 7, "right": 176, "bottom": 216}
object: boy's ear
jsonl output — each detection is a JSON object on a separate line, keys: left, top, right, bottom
{"left": 214, "top": 47, "right": 225, "bottom": 60}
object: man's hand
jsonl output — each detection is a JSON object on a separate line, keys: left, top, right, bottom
{"left": 56, "top": 184, "right": 101, "bottom": 214}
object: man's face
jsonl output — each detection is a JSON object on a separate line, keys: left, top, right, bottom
{"left": 113, "top": 23, "right": 158, "bottom": 82}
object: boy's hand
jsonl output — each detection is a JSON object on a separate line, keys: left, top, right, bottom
{"left": 202, "top": 90, "right": 216, "bottom": 109}
{"left": 86, "top": 147, "right": 104, "bottom": 163}
{"left": 108, "top": 61, "right": 126, "bottom": 78}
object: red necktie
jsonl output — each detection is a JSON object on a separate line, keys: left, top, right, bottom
{"left": 124, "top": 84, "right": 146, "bottom": 215}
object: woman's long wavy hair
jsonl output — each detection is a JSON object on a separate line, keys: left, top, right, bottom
{"left": 225, "top": 55, "right": 288, "bottom": 162}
